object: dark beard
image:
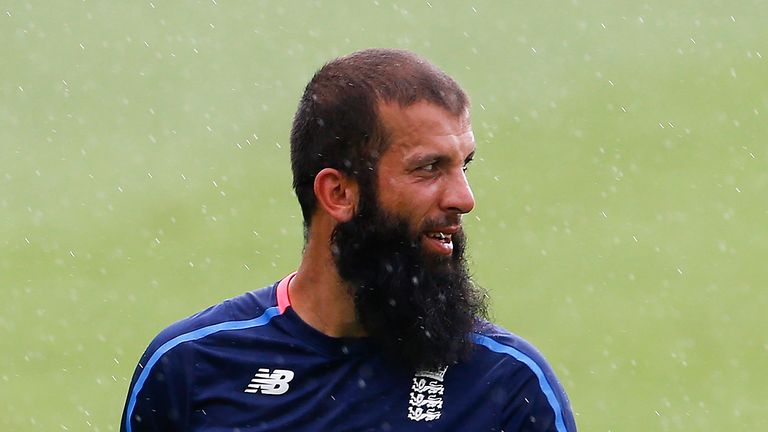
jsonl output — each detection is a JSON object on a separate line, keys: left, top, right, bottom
{"left": 331, "top": 202, "right": 488, "bottom": 372}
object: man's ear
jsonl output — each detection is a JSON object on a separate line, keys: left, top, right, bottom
{"left": 313, "top": 168, "right": 359, "bottom": 223}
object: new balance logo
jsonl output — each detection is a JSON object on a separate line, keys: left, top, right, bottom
{"left": 244, "top": 368, "right": 294, "bottom": 395}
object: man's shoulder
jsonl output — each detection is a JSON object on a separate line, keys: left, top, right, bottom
{"left": 145, "top": 281, "right": 280, "bottom": 354}
{"left": 467, "top": 321, "right": 567, "bottom": 399}
{"left": 464, "top": 321, "right": 576, "bottom": 431}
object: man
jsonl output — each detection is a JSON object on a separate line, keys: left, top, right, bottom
{"left": 121, "top": 48, "right": 577, "bottom": 431}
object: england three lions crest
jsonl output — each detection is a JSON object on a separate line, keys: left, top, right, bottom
{"left": 407, "top": 367, "right": 448, "bottom": 422}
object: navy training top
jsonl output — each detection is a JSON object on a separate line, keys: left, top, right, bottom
{"left": 121, "top": 273, "right": 577, "bottom": 431}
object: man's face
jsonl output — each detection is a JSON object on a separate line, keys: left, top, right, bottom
{"left": 331, "top": 102, "right": 486, "bottom": 372}
{"left": 375, "top": 102, "right": 477, "bottom": 258}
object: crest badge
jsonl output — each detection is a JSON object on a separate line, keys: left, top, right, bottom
{"left": 407, "top": 367, "right": 448, "bottom": 422}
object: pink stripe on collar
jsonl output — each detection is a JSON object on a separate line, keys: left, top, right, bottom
{"left": 276, "top": 272, "right": 297, "bottom": 314}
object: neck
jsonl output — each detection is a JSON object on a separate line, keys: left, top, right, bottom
{"left": 288, "top": 232, "right": 366, "bottom": 338}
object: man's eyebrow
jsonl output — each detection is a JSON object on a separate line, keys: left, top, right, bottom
{"left": 405, "top": 150, "right": 476, "bottom": 167}
{"left": 404, "top": 152, "right": 446, "bottom": 167}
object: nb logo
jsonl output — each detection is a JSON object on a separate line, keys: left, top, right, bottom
{"left": 244, "top": 368, "right": 294, "bottom": 395}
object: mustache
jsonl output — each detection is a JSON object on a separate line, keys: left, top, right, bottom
{"left": 418, "top": 214, "right": 463, "bottom": 232}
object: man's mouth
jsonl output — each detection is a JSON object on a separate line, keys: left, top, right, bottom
{"left": 425, "top": 231, "right": 452, "bottom": 243}
{"left": 422, "top": 229, "right": 457, "bottom": 255}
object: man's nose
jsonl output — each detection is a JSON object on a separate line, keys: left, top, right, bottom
{"left": 442, "top": 169, "right": 475, "bottom": 214}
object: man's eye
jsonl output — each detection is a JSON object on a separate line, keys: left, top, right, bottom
{"left": 462, "top": 159, "right": 474, "bottom": 172}
{"left": 420, "top": 163, "right": 437, "bottom": 172}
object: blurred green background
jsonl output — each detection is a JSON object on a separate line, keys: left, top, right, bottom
{"left": 2, "top": 1, "right": 767, "bottom": 430}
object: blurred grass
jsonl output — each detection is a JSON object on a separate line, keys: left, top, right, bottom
{"left": 2, "top": 1, "right": 767, "bottom": 430}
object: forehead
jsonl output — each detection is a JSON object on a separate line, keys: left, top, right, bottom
{"left": 377, "top": 102, "right": 474, "bottom": 157}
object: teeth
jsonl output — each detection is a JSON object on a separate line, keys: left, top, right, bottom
{"left": 427, "top": 232, "right": 447, "bottom": 240}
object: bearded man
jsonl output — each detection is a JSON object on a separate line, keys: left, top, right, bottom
{"left": 121, "top": 48, "right": 577, "bottom": 432}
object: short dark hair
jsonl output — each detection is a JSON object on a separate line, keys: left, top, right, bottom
{"left": 290, "top": 48, "right": 469, "bottom": 229}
